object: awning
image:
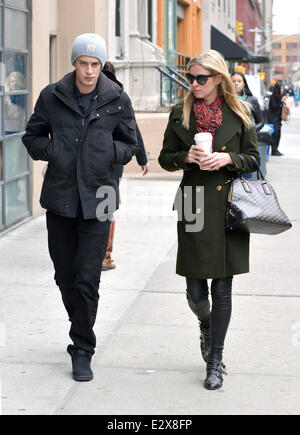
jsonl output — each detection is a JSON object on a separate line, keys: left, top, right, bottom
{"left": 211, "top": 26, "right": 248, "bottom": 61}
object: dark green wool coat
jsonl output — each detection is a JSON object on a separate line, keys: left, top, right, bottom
{"left": 158, "top": 101, "right": 260, "bottom": 279}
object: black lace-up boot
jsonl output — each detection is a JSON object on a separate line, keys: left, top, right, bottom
{"left": 199, "top": 319, "right": 211, "bottom": 363}
{"left": 204, "top": 347, "right": 227, "bottom": 390}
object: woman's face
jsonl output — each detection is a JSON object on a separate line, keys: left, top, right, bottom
{"left": 9, "top": 76, "right": 18, "bottom": 90}
{"left": 189, "top": 64, "right": 221, "bottom": 104}
{"left": 231, "top": 74, "right": 244, "bottom": 94}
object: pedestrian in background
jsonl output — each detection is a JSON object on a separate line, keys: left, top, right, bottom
{"left": 231, "top": 71, "right": 264, "bottom": 133}
{"left": 159, "top": 50, "right": 260, "bottom": 391}
{"left": 23, "top": 34, "right": 140, "bottom": 382}
{"left": 101, "top": 61, "right": 150, "bottom": 271}
{"left": 267, "top": 83, "right": 287, "bottom": 156}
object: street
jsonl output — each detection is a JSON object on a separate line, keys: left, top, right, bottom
{"left": 0, "top": 109, "right": 300, "bottom": 416}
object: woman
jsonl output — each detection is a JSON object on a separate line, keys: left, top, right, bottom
{"left": 267, "top": 83, "right": 286, "bottom": 156}
{"left": 231, "top": 71, "right": 264, "bottom": 133}
{"left": 101, "top": 62, "right": 150, "bottom": 271}
{"left": 5, "top": 71, "right": 26, "bottom": 135}
{"left": 158, "top": 50, "right": 260, "bottom": 391}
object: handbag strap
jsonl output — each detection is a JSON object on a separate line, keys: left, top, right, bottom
{"left": 239, "top": 154, "right": 265, "bottom": 181}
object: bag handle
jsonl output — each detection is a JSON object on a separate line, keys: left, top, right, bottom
{"left": 238, "top": 155, "right": 272, "bottom": 196}
{"left": 238, "top": 154, "right": 265, "bottom": 180}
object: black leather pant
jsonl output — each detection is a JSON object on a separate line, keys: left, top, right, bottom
{"left": 271, "top": 121, "right": 282, "bottom": 153}
{"left": 186, "top": 277, "right": 233, "bottom": 356}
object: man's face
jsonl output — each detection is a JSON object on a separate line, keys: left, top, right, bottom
{"left": 74, "top": 56, "right": 102, "bottom": 93}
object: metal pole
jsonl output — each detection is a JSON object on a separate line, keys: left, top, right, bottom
{"left": 258, "top": 33, "right": 297, "bottom": 53}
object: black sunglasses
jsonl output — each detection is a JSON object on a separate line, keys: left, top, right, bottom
{"left": 186, "top": 73, "right": 216, "bottom": 86}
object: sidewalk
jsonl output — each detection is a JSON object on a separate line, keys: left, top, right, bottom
{"left": 1, "top": 112, "right": 300, "bottom": 415}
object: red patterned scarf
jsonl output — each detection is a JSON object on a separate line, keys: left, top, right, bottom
{"left": 194, "top": 96, "right": 223, "bottom": 143}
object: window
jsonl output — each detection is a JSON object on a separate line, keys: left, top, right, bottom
{"left": 0, "top": 0, "right": 30, "bottom": 232}
{"left": 115, "top": 0, "right": 122, "bottom": 58}
{"left": 148, "top": 0, "right": 153, "bottom": 42}
{"left": 287, "top": 42, "right": 298, "bottom": 49}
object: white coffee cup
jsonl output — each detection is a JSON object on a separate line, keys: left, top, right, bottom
{"left": 194, "top": 133, "right": 213, "bottom": 154}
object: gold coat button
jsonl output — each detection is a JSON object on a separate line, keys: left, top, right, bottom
{"left": 196, "top": 187, "right": 201, "bottom": 193}
{"left": 216, "top": 185, "right": 222, "bottom": 192}
{"left": 221, "top": 146, "right": 227, "bottom": 152}
{"left": 196, "top": 209, "right": 202, "bottom": 214}
{"left": 184, "top": 193, "right": 188, "bottom": 199}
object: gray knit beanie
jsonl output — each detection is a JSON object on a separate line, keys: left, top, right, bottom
{"left": 71, "top": 33, "right": 106, "bottom": 68}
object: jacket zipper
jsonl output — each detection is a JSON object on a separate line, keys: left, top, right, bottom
{"left": 79, "top": 118, "right": 85, "bottom": 143}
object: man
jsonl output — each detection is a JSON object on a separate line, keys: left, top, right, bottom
{"left": 23, "top": 34, "right": 140, "bottom": 381}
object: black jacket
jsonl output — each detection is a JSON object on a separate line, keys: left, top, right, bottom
{"left": 267, "top": 95, "right": 282, "bottom": 125}
{"left": 23, "top": 71, "right": 140, "bottom": 219}
{"left": 102, "top": 69, "right": 148, "bottom": 166}
{"left": 246, "top": 95, "right": 264, "bottom": 132}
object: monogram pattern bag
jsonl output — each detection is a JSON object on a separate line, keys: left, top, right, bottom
{"left": 226, "top": 157, "right": 292, "bottom": 235}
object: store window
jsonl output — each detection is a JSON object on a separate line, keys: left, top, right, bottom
{"left": 0, "top": 0, "right": 30, "bottom": 232}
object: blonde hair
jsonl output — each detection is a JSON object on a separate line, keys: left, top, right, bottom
{"left": 182, "top": 50, "right": 253, "bottom": 130}
{"left": 6, "top": 71, "right": 25, "bottom": 91}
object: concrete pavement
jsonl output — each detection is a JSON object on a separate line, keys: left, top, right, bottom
{"left": 1, "top": 110, "right": 300, "bottom": 415}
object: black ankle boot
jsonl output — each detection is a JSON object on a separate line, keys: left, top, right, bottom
{"left": 68, "top": 347, "right": 94, "bottom": 382}
{"left": 204, "top": 351, "right": 227, "bottom": 391}
{"left": 199, "top": 320, "right": 211, "bottom": 363}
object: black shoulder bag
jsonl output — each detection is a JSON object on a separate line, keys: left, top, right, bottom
{"left": 226, "top": 156, "right": 292, "bottom": 235}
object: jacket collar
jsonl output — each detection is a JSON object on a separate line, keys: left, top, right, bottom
{"left": 172, "top": 100, "right": 243, "bottom": 151}
{"left": 53, "top": 71, "right": 123, "bottom": 116}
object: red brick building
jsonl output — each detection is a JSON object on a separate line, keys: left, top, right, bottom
{"left": 236, "top": 0, "right": 264, "bottom": 72}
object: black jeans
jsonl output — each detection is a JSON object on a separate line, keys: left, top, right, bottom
{"left": 186, "top": 277, "right": 233, "bottom": 356}
{"left": 46, "top": 211, "right": 111, "bottom": 354}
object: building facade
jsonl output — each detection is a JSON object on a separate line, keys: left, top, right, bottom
{"left": 260, "top": 0, "right": 273, "bottom": 84}
{"left": 235, "top": 0, "right": 272, "bottom": 78}
{"left": 236, "top": 0, "right": 263, "bottom": 54}
{"left": 202, "top": 0, "right": 236, "bottom": 52}
{"left": 272, "top": 34, "right": 300, "bottom": 83}
{"left": 156, "top": 0, "right": 203, "bottom": 66}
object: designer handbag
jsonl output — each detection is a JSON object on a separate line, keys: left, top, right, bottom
{"left": 226, "top": 157, "right": 292, "bottom": 235}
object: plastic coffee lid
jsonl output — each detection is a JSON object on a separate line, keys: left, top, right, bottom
{"left": 194, "top": 133, "right": 212, "bottom": 140}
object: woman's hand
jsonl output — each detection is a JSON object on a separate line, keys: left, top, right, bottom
{"left": 185, "top": 145, "right": 209, "bottom": 165}
{"left": 199, "top": 152, "right": 233, "bottom": 171}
